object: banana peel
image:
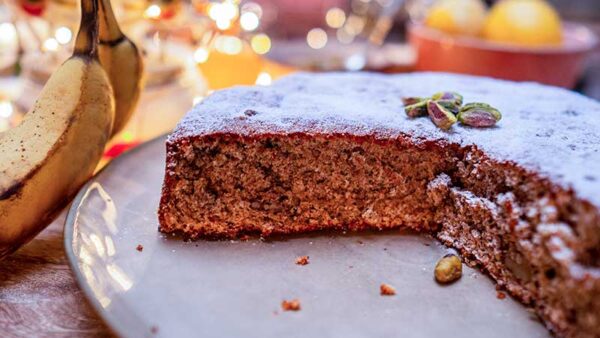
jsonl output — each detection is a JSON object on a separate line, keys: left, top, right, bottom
{"left": 98, "top": 0, "right": 144, "bottom": 136}
{"left": 0, "top": 0, "right": 142, "bottom": 258}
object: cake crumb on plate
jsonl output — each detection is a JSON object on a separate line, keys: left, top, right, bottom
{"left": 136, "top": 244, "right": 143, "bottom": 252}
{"left": 295, "top": 255, "right": 309, "bottom": 265}
{"left": 282, "top": 299, "right": 301, "bottom": 311}
{"left": 380, "top": 283, "right": 396, "bottom": 296}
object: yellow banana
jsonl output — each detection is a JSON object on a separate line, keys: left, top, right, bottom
{"left": 0, "top": 0, "right": 114, "bottom": 258}
{"left": 98, "top": 0, "right": 144, "bottom": 136}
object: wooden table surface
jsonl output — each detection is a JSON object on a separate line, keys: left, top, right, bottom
{"left": 0, "top": 212, "right": 114, "bottom": 337}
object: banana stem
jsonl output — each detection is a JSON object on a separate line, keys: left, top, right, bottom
{"left": 98, "top": 0, "right": 124, "bottom": 42}
{"left": 74, "top": 0, "right": 99, "bottom": 57}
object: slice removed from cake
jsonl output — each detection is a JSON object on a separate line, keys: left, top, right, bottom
{"left": 159, "top": 72, "right": 600, "bottom": 338}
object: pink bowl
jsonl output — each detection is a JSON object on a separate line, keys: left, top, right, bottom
{"left": 408, "top": 22, "right": 598, "bottom": 88}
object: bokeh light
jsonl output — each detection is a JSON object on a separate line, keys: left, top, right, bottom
{"left": 193, "top": 47, "right": 210, "bottom": 63}
{"left": 336, "top": 27, "right": 354, "bottom": 44}
{"left": 214, "top": 35, "right": 243, "bottom": 55}
{"left": 42, "top": 38, "right": 59, "bottom": 52}
{"left": 209, "top": 1, "right": 239, "bottom": 30}
{"left": 0, "top": 101, "right": 13, "bottom": 118}
{"left": 251, "top": 34, "right": 271, "bottom": 54}
{"left": 55, "top": 27, "right": 72, "bottom": 45}
{"left": 144, "top": 4, "right": 161, "bottom": 19}
{"left": 255, "top": 71, "right": 272, "bottom": 86}
{"left": 325, "top": 7, "right": 346, "bottom": 29}
{"left": 0, "top": 23, "right": 17, "bottom": 45}
{"left": 240, "top": 12, "right": 259, "bottom": 31}
{"left": 241, "top": 2, "right": 262, "bottom": 18}
{"left": 307, "top": 28, "right": 327, "bottom": 49}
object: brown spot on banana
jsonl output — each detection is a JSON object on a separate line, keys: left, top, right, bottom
{"left": 0, "top": 181, "right": 24, "bottom": 201}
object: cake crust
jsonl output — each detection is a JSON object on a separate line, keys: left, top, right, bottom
{"left": 159, "top": 72, "right": 600, "bottom": 338}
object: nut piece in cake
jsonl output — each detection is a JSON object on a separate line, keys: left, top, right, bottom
{"left": 435, "top": 254, "right": 463, "bottom": 284}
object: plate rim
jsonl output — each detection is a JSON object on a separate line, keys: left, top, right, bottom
{"left": 63, "top": 134, "right": 168, "bottom": 337}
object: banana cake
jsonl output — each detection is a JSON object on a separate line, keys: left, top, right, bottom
{"left": 158, "top": 72, "right": 600, "bottom": 338}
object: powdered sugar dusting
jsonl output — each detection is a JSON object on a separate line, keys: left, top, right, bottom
{"left": 170, "top": 72, "right": 600, "bottom": 207}
{"left": 450, "top": 188, "right": 499, "bottom": 218}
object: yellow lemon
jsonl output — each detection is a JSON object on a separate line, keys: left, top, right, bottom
{"left": 483, "top": 0, "right": 563, "bottom": 46}
{"left": 425, "top": 0, "right": 488, "bottom": 36}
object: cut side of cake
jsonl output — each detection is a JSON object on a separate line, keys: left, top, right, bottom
{"left": 159, "top": 72, "right": 600, "bottom": 338}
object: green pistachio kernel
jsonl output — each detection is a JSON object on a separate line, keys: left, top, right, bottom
{"left": 432, "top": 91, "right": 463, "bottom": 106}
{"left": 435, "top": 254, "right": 462, "bottom": 284}
{"left": 458, "top": 102, "right": 502, "bottom": 127}
{"left": 427, "top": 100, "right": 457, "bottom": 130}
{"left": 404, "top": 100, "right": 429, "bottom": 118}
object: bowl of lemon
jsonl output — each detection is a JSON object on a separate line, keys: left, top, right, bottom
{"left": 408, "top": 0, "right": 598, "bottom": 88}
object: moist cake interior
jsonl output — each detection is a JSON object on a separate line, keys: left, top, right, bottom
{"left": 159, "top": 72, "right": 600, "bottom": 338}
{"left": 160, "top": 132, "right": 600, "bottom": 337}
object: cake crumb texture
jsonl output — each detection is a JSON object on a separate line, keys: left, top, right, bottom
{"left": 159, "top": 72, "right": 600, "bottom": 338}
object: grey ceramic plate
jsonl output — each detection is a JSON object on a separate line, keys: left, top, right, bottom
{"left": 64, "top": 135, "right": 550, "bottom": 338}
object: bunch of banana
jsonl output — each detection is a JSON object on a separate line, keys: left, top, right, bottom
{"left": 98, "top": 0, "right": 144, "bottom": 136}
{"left": 0, "top": 0, "right": 143, "bottom": 258}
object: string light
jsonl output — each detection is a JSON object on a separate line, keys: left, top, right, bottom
{"left": 344, "top": 53, "right": 366, "bottom": 71}
{"left": 255, "top": 72, "right": 272, "bottom": 86}
{"left": 0, "top": 101, "right": 13, "bottom": 118}
{"left": 214, "top": 35, "right": 243, "bottom": 55}
{"left": 325, "top": 7, "right": 346, "bottom": 29}
{"left": 215, "top": 19, "right": 231, "bottom": 30}
{"left": 42, "top": 38, "right": 59, "bottom": 52}
{"left": 240, "top": 12, "right": 259, "bottom": 31}
{"left": 144, "top": 4, "right": 161, "bottom": 19}
{"left": 193, "top": 47, "right": 210, "bottom": 63}
{"left": 241, "top": 2, "right": 263, "bottom": 18}
{"left": 344, "top": 14, "right": 366, "bottom": 35}
{"left": 0, "top": 23, "right": 17, "bottom": 46}
{"left": 307, "top": 28, "right": 327, "bottom": 49}
{"left": 209, "top": 1, "right": 239, "bottom": 30}
{"left": 219, "top": 2, "right": 239, "bottom": 21}
{"left": 336, "top": 27, "right": 354, "bottom": 44}
{"left": 55, "top": 27, "right": 73, "bottom": 45}
{"left": 250, "top": 34, "right": 271, "bottom": 54}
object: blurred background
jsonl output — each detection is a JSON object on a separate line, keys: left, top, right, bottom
{"left": 0, "top": 0, "right": 598, "bottom": 158}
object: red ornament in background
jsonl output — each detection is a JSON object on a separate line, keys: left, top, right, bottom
{"left": 147, "top": 0, "right": 182, "bottom": 21}
{"left": 104, "top": 141, "right": 141, "bottom": 159}
{"left": 19, "top": 0, "right": 47, "bottom": 16}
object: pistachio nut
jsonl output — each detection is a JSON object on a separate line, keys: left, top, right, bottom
{"left": 427, "top": 100, "right": 457, "bottom": 130}
{"left": 435, "top": 254, "right": 462, "bottom": 284}
{"left": 437, "top": 100, "right": 460, "bottom": 115}
{"left": 458, "top": 102, "right": 502, "bottom": 127}
{"left": 432, "top": 91, "right": 463, "bottom": 106}
{"left": 402, "top": 96, "right": 426, "bottom": 106}
{"left": 404, "top": 100, "right": 429, "bottom": 118}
